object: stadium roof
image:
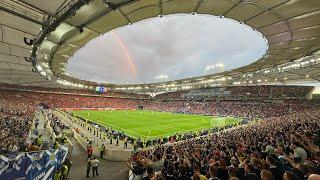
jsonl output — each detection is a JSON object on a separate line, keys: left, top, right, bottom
{"left": 0, "top": 0, "right": 320, "bottom": 93}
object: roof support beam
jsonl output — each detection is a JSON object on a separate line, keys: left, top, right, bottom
{"left": 159, "top": 0, "right": 163, "bottom": 16}
{"left": 0, "top": 75, "right": 39, "bottom": 80}
{"left": 31, "top": 0, "right": 93, "bottom": 76}
{"left": 223, "top": 0, "right": 242, "bottom": 16}
{"left": 258, "top": 8, "right": 320, "bottom": 30}
{"left": 55, "top": 0, "right": 70, "bottom": 15}
{"left": 17, "top": 0, "right": 52, "bottom": 15}
{"left": 0, "top": 4, "right": 46, "bottom": 26}
{"left": 268, "top": 35, "right": 320, "bottom": 45}
{"left": 0, "top": 61, "right": 29, "bottom": 67}
{"left": 0, "top": 23, "right": 37, "bottom": 36}
{"left": 0, "top": 41, "right": 31, "bottom": 50}
{"left": 0, "top": 51, "right": 28, "bottom": 59}
{"left": 265, "top": 24, "right": 320, "bottom": 37}
{"left": 15, "top": 80, "right": 48, "bottom": 84}
{"left": 193, "top": 0, "right": 202, "bottom": 13}
{"left": 244, "top": 0, "right": 290, "bottom": 22}
{"left": 118, "top": 8, "right": 132, "bottom": 24}
{"left": 0, "top": 72, "right": 35, "bottom": 76}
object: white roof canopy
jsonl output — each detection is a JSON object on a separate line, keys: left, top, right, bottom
{"left": 0, "top": 0, "right": 320, "bottom": 92}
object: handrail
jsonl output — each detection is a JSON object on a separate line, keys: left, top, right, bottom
{"left": 0, "top": 145, "right": 68, "bottom": 157}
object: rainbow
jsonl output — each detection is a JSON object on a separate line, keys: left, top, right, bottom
{"left": 111, "top": 31, "right": 137, "bottom": 78}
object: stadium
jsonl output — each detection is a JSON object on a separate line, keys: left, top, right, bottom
{"left": 0, "top": 0, "right": 320, "bottom": 180}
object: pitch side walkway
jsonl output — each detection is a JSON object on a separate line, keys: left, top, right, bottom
{"left": 52, "top": 110, "right": 131, "bottom": 179}
{"left": 68, "top": 137, "right": 129, "bottom": 180}
{"left": 54, "top": 110, "right": 134, "bottom": 151}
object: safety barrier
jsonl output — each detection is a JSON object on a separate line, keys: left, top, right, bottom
{"left": 72, "top": 130, "right": 131, "bottom": 161}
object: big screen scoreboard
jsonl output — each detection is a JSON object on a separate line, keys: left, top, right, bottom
{"left": 95, "top": 86, "right": 106, "bottom": 93}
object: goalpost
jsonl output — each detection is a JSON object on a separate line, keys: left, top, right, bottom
{"left": 210, "top": 117, "right": 227, "bottom": 127}
{"left": 210, "top": 118, "right": 217, "bottom": 127}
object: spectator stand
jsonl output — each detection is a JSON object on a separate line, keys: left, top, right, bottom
{"left": 127, "top": 108, "right": 320, "bottom": 180}
{"left": 127, "top": 120, "right": 251, "bottom": 180}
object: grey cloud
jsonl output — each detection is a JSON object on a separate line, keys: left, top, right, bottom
{"left": 67, "top": 14, "right": 267, "bottom": 84}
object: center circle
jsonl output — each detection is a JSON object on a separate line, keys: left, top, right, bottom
{"left": 66, "top": 14, "right": 268, "bottom": 84}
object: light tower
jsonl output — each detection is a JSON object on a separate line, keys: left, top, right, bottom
{"left": 204, "top": 63, "right": 224, "bottom": 75}
{"left": 155, "top": 74, "right": 168, "bottom": 83}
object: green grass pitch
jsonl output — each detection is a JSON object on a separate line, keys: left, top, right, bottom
{"left": 71, "top": 110, "right": 242, "bottom": 140}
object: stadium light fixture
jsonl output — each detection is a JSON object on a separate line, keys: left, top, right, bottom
{"left": 40, "top": 71, "right": 46, "bottom": 76}
{"left": 204, "top": 64, "right": 224, "bottom": 74}
{"left": 36, "top": 64, "right": 43, "bottom": 71}
{"left": 41, "top": 62, "right": 49, "bottom": 68}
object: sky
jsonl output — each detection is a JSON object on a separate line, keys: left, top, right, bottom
{"left": 66, "top": 14, "right": 268, "bottom": 84}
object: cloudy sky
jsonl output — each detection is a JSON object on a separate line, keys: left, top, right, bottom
{"left": 66, "top": 14, "right": 268, "bottom": 84}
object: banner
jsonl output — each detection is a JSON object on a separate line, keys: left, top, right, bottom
{"left": 0, "top": 153, "right": 26, "bottom": 180}
{"left": 0, "top": 146, "right": 68, "bottom": 180}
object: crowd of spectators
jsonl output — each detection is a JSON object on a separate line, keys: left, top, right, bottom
{"left": 0, "top": 86, "right": 316, "bottom": 117}
{"left": 129, "top": 109, "right": 320, "bottom": 180}
{"left": 154, "top": 86, "right": 314, "bottom": 101}
{"left": 46, "top": 111, "right": 71, "bottom": 136}
{"left": 0, "top": 108, "right": 32, "bottom": 154}
{"left": 0, "top": 90, "right": 141, "bottom": 110}
{"left": 1, "top": 83, "right": 313, "bottom": 102}
{"left": 225, "top": 86, "right": 314, "bottom": 99}
{"left": 0, "top": 83, "right": 150, "bottom": 99}
{"left": 0, "top": 86, "right": 319, "bottom": 157}
{"left": 144, "top": 100, "right": 319, "bottom": 119}
{"left": 0, "top": 88, "right": 318, "bottom": 154}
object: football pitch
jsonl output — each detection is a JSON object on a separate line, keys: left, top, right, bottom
{"left": 71, "top": 110, "right": 241, "bottom": 139}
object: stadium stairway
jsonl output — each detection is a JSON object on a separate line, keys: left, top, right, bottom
{"left": 68, "top": 136, "right": 129, "bottom": 180}
{"left": 29, "top": 110, "right": 53, "bottom": 145}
